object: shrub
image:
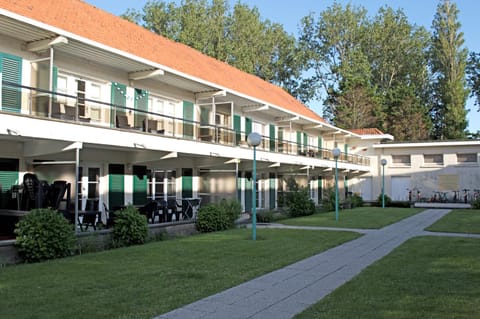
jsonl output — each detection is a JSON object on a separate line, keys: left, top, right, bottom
{"left": 285, "top": 187, "right": 315, "bottom": 217}
{"left": 321, "top": 187, "right": 336, "bottom": 212}
{"left": 471, "top": 198, "right": 480, "bottom": 209}
{"left": 256, "top": 210, "right": 274, "bottom": 223}
{"left": 195, "top": 204, "right": 231, "bottom": 233}
{"left": 350, "top": 193, "right": 364, "bottom": 208}
{"left": 15, "top": 208, "right": 75, "bottom": 263}
{"left": 112, "top": 206, "right": 148, "bottom": 247}
{"left": 218, "top": 198, "right": 241, "bottom": 225}
{"left": 377, "top": 194, "right": 392, "bottom": 207}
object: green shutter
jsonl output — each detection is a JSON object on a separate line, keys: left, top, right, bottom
{"left": 182, "top": 168, "right": 193, "bottom": 198}
{"left": 245, "top": 117, "right": 252, "bottom": 140}
{"left": 234, "top": 114, "right": 241, "bottom": 145}
{"left": 111, "top": 82, "right": 127, "bottom": 126}
{"left": 244, "top": 171, "right": 252, "bottom": 212}
{"left": 269, "top": 124, "right": 276, "bottom": 151}
{"left": 52, "top": 66, "right": 58, "bottom": 93}
{"left": 296, "top": 131, "right": 302, "bottom": 154}
{"left": 134, "top": 89, "right": 149, "bottom": 128}
{"left": 318, "top": 136, "right": 323, "bottom": 158}
{"left": 318, "top": 176, "right": 323, "bottom": 202}
{"left": 1, "top": 53, "right": 22, "bottom": 113}
{"left": 303, "top": 133, "right": 308, "bottom": 149}
{"left": 0, "top": 158, "right": 19, "bottom": 209}
{"left": 132, "top": 165, "right": 147, "bottom": 205}
{"left": 108, "top": 164, "right": 124, "bottom": 209}
{"left": 183, "top": 101, "right": 194, "bottom": 138}
{"left": 269, "top": 172, "right": 275, "bottom": 209}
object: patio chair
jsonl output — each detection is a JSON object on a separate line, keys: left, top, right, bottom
{"left": 138, "top": 200, "right": 157, "bottom": 224}
{"left": 155, "top": 199, "right": 167, "bottom": 223}
{"left": 103, "top": 203, "right": 116, "bottom": 228}
{"left": 51, "top": 102, "right": 62, "bottom": 119}
{"left": 142, "top": 119, "right": 165, "bottom": 134}
{"left": 116, "top": 114, "right": 131, "bottom": 129}
{"left": 166, "top": 198, "right": 178, "bottom": 222}
{"left": 47, "top": 180, "right": 71, "bottom": 210}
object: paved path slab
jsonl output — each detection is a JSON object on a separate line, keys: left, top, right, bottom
{"left": 153, "top": 209, "right": 458, "bottom": 319}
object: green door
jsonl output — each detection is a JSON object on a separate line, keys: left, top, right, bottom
{"left": 1, "top": 53, "right": 22, "bottom": 113}
{"left": 133, "top": 165, "right": 147, "bottom": 206}
{"left": 108, "top": 164, "right": 124, "bottom": 209}
{"left": 183, "top": 101, "right": 194, "bottom": 139}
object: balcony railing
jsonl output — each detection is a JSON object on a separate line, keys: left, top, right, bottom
{"left": 0, "top": 81, "right": 370, "bottom": 166}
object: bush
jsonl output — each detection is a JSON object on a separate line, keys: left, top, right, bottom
{"left": 218, "top": 198, "right": 241, "bottom": 225}
{"left": 350, "top": 193, "right": 364, "bottom": 208}
{"left": 377, "top": 194, "right": 392, "bottom": 207}
{"left": 256, "top": 210, "right": 274, "bottom": 223}
{"left": 15, "top": 208, "right": 75, "bottom": 263}
{"left": 471, "top": 198, "right": 480, "bottom": 209}
{"left": 285, "top": 187, "right": 315, "bottom": 217}
{"left": 195, "top": 204, "right": 231, "bottom": 233}
{"left": 321, "top": 187, "right": 336, "bottom": 212}
{"left": 112, "top": 206, "right": 148, "bottom": 247}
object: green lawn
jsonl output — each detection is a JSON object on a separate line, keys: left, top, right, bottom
{"left": 295, "top": 236, "right": 480, "bottom": 319}
{"left": 279, "top": 207, "right": 423, "bottom": 229}
{"left": 426, "top": 209, "right": 480, "bottom": 234}
{"left": 0, "top": 228, "right": 359, "bottom": 319}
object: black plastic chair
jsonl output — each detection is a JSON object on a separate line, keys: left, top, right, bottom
{"left": 155, "top": 199, "right": 167, "bottom": 223}
{"left": 166, "top": 199, "right": 178, "bottom": 222}
{"left": 139, "top": 201, "right": 157, "bottom": 224}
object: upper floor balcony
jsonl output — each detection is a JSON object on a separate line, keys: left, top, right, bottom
{"left": 0, "top": 80, "right": 370, "bottom": 168}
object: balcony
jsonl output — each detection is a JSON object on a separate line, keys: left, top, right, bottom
{"left": 0, "top": 81, "right": 370, "bottom": 167}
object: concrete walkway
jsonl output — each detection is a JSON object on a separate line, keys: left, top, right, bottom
{"left": 154, "top": 209, "right": 477, "bottom": 319}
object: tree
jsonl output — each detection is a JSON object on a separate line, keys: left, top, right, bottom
{"left": 121, "top": 0, "right": 303, "bottom": 99}
{"left": 429, "top": 0, "right": 469, "bottom": 140}
{"left": 367, "top": 7, "right": 432, "bottom": 139}
{"left": 298, "top": 3, "right": 369, "bottom": 119}
{"left": 467, "top": 52, "right": 480, "bottom": 109}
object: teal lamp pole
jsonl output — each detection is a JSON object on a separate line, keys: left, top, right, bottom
{"left": 332, "top": 148, "right": 341, "bottom": 222}
{"left": 381, "top": 159, "right": 387, "bottom": 208}
{"left": 247, "top": 132, "right": 262, "bottom": 240}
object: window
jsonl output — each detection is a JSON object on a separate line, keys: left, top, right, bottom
{"left": 424, "top": 154, "right": 443, "bottom": 165}
{"left": 392, "top": 155, "right": 411, "bottom": 166}
{"left": 147, "top": 169, "right": 176, "bottom": 200}
{"left": 457, "top": 153, "right": 477, "bottom": 164}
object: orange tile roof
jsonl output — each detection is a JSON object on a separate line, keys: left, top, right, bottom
{"left": 349, "top": 128, "right": 386, "bottom": 135}
{"left": 1, "top": 0, "right": 326, "bottom": 123}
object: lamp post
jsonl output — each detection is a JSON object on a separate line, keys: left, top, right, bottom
{"left": 332, "top": 148, "right": 341, "bottom": 222}
{"left": 381, "top": 159, "right": 387, "bottom": 208}
{"left": 247, "top": 132, "right": 262, "bottom": 240}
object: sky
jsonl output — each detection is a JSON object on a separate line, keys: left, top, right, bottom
{"left": 85, "top": 0, "right": 480, "bottom": 132}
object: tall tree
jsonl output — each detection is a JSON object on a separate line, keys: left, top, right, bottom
{"left": 467, "top": 52, "right": 480, "bottom": 109}
{"left": 121, "top": 0, "right": 303, "bottom": 99}
{"left": 429, "top": 0, "right": 469, "bottom": 139}
{"left": 368, "top": 7, "right": 432, "bottom": 140}
{"left": 298, "top": 3, "right": 370, "bottom": 123}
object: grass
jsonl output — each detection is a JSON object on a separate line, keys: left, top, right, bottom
{"left": 295, "top": 236, "right": 480, "bottom": 319}
{"left": 426, "top": 209, "right": 480, "bottom": 234}
{"left": 279, "top": 207, "right": 423, "bottom": 229}
{"left": 0, "top": 228, "right": 359, "bottom": 319}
